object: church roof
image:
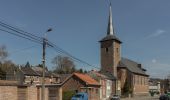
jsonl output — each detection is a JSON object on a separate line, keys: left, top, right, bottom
{"left": 89, "top": 70, "right": 116, "bottom": 81}
{"left": 100, "top": 35, "right": 122, "bottom": 43}
{"left": 118, "top": 58, "right": 149, "bottom": 76}
{"left": 99, "top": 3, "right": 121, "bottom": 43}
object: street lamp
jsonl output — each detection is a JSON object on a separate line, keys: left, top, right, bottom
{"left": 41, "top": 28, "right": 52, "bottom": 100}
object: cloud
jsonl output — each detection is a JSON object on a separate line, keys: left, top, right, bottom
{"left": 146, "top": 29, "right": 166, "bottom": 39}
{"left": 151, "top": 59, "right": 157, "bottom": 63}
{"left": 145, "top": 60, "right": 170, "bottom": 78}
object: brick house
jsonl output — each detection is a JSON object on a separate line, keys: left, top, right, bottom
{"left": 61, "top": 72, "right": 101, "bottom": 100}
{"left": 99, "top": 4, "right": 149, "bottom": 96}
{"left": 37, "top": 72, "right": 101, "bottom": 100}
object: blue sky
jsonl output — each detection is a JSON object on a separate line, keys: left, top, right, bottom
{"left": 0, "top": 0, "right": 170, "bottom": 78}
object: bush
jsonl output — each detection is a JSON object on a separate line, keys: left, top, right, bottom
{"left": 63, "top": 90, "right": 76, "bottom": 100}
{"left": 149, "top": 91, "right": 155, "bottom": 96}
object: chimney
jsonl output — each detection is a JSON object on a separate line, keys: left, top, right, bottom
{"left": 138, "top": 64, "right": 142, "bottom": 69}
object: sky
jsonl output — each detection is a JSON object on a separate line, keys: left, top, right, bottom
{"left": 0, "top": 0, "right": 170, "bottom": 78}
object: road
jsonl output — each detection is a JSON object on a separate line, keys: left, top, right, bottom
{"left": 121, "top": 95, "right": 159, "bottom": 100}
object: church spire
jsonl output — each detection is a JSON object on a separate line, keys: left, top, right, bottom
{"left": 100, "top": 1, "right": 122, "bottom": 43}
{"left": 107, "top": 3, "right": 114, "bottom": 35}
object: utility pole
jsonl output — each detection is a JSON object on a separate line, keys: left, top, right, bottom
{"left": 41, "top": 28, "right": 52, "bottom": 100}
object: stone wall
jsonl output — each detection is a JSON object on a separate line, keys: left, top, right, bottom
{"left": 0, "top": 86, "right": 17, "bottom": 100}
{"left": 28, "top": 86, "right": 38, "bottom": 100}
{"left": 0, "top": 83, "right": 62, "bottom": 100}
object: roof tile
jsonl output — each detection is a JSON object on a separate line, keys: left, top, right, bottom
{"left": 73, "top": 73, "right": 100, "bottom": 86}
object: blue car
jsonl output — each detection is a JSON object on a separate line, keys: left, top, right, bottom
{"left": 71, "top": 92, "right": 88, "bottom": 100}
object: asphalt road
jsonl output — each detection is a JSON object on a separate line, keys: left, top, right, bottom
{"left": 121, "top": 95, "right": 159, "bottom": 100}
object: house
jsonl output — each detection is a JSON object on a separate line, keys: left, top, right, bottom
{"left": 18, "top": 65, "right": 40, "bottom": 84}
{"left": 32, "top": 66, "right": 60, "bottom": 84}
{"left": 61, "top": 72, "right": 101, "bottom": 100}
{"left": 6, "top": 63, "right": 59, "bottom": 85}
{"left": 88, "top": 70, "right": 116, "bottom": 100}
{"left": 99, "top": 4, "right": 149, "bottom": 96}
{"left": 36, "top": 72, "right": 101, "bottom": 100}
{"left": 148, "top": 78, "right": 161, "bottom": 93}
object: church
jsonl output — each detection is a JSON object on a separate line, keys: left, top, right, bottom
{"left": 99, "top": 4, "right": 149, "bottom": 96}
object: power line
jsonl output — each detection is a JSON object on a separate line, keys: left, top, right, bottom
{"left": 0, "top": 21, "right": 100, "bottom": 70}
{"left": 47, "top": 41, "right": 100, "bottom": 70}
{"left": 0, "top": 21, "right": 42, "bottom": 44}
{"left": 0, "top": 21, "right": 42, "bottom": 40}
{"left": 0, "top": 28, "right": 42, "bottom": 44}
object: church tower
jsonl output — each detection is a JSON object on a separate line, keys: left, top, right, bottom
{"left": 100, "top": 3, "right": 122, "bottom": 77}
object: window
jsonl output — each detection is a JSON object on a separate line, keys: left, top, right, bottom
{"left": 96, "top": 89, "right": 98, "bottom": 94}
{"left": 116, "top": 48, "right": 119, "bottom": 53}
{"left": 105, "top": 48, "right": 109, "bottom": 52}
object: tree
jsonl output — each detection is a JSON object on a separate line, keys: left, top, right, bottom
{"left": 0, "top": 45, "right": 17, "bottom": 79}
{"left": 52, "top": 55, "right": 76, "bottom": 74}
{"left": 78, "top": 68, "right": 83, "bottom": 73}
{"left": 0, "top": 45, "right": 8, "bottom": 62}
{"left": 0, "top": 60, "right": 15, "bottom": 72}
{"left": 25, "top": 61, "right": 31, "bottom": 67}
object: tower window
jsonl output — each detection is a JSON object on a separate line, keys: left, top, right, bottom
{"left": 116, "top": 48, "right": 119, "bottom": 53}
{"left": 105, "top": 48, "right": 109, "bottom": 52}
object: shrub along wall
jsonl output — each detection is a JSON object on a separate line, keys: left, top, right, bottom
{"left": 63, "top": 90, "right": 76, "bottom": 100}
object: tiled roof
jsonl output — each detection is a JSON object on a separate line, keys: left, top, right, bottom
{"left": 118, "top": 58, "right": 149, "bottom": 76}
{"left": 73, "top": 73, "right": 100, "bottom": 86}
{"left": 32, "top": 67, "right": 57, "bottom": 77}
{"left": 20, "top": 67, "right": 40, "bottom": 76}
{"left": 34, "top": 71, "right": 51, "bottom": 77}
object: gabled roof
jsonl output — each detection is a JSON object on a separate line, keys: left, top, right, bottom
{"left": 59, "top": 74, "right": 72, "bottom": 83}
{"left": 118, "top": 58, "right": 149, "bottom": 76}
{"left": 20, "top": 67, "right": 40, "bottom": 76}
{"left": 73, "top": 73, "right": 100, "bottom": 86}
{"left": 32, "top": 67, "right": 58, "bottom": 77}
{"left": 101, "top": 71, "right": 117, "bottom": 80}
